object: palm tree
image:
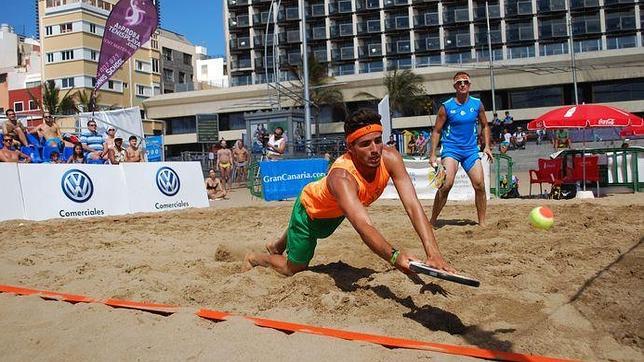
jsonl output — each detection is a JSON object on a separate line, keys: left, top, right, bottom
{"left": 355, "top": 69, "right": 427, "bottom": 117}
{"left": 29, "top": 80, "right": 78, "bottom": 115}
{"left": 75, "top": 89, "right": 98, "bottom": 112}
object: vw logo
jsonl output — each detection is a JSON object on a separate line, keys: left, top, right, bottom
{"left": 156, "top": 167, "right": 180, "bottom": 196}
{"left": 61, "top": 169, "right": 94, "bottom": 203}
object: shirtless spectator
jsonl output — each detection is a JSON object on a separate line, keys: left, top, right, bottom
{"left": 205, "top": 168, "right": 227, "bottom": 200}
{"left": 233, "top": 139, "right": 250, "bottom": 184}
{"left": 110, "top": 137, "right": 127, "bottom": 164}
{"left": 3, "top": 109, "right": 30, "bottom": 147}
{"left": 80, "top": 119, "right": 106, "bottom": 161}
{"left": 217, "top": 139, "right": 233, "bottom": 190}
{"left": 125, "top": 136, "right": 144, "bottom": 162}
{"left": 39, "top": 111, "right": 63, "bottom": 150}
{"left": 0, "top": 136, "right": 31, "bottom": 163}
{"left": 554, "top": 129, "right": 571, "bottom": 150}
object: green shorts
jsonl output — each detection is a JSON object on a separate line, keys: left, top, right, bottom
{"left": 286, "top": 196, "right": 345, "bottom": 265}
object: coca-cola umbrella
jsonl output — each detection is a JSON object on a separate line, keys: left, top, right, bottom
{"left": 619, "top": 125, "right": 644, "bottom": 138}
{"left": 527, "top": 104, "right": 643, "bottom": 192}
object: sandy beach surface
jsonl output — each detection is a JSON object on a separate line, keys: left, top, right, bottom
{"left": 0, "top": 190, "right": 642, "bottom": 361}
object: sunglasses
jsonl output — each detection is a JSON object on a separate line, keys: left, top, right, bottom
{"left": 454, "top": 80, "right": 471, "bottom": 86}
{"left": 88, "top": 124, "right": 97, "bottom": 127}
{"left": 3, "top": 139, "right": 12, "bottom": 142}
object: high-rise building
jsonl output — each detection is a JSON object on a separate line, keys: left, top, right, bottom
{"left": 224, "top": 0, "right": 642, "bottom": 87}
{"left": 37, "top": 0, "right": 162, "bottom": 111}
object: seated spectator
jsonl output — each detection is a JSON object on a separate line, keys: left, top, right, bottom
{"left": 125, "top": 135, "right": 144, "bottom": 162}
{"left": 536, "top": 126, "right": 545, "bottom": 145}
{"left": 109, "top": 137, "right": 126, "bottom": 164}
{"left": 407, "top": 135, "right": 417, "bottom": 155}
{"left": 512, "top": 127, "right": 527, "bottom": 149}
{"left": 499, "top": 128, "right": 511, "bottom": 153}
{"left": 0, "top": 135, "right": 31, "bottom": 163}
{"left": 3, "top": 109, "right": 30, "bottom": 147}
{"left": 491, "top": 112, "right": 501, "bottom": 145}
{"left": 554, "top": 129, "right": 571, "bottom": 149}
{"left": 621, "top": 138, "right": 630, "bottom": 149}
{"left": 105, "top": 126, "right": 118, "bottom": 151}
{"left": 48, "top": 151, "right": 63, "bottom": 164}
{"left": 80, "top": 119, "right": 106, "bottom": 161}
{"left": 40, "top": 112, "right": 63, "bottom": 150}
{"left": 205, "top": 169, "right": 227, "bottom": 200}
{"left": 67, "top": 143, "right": 86, "bottom": 164}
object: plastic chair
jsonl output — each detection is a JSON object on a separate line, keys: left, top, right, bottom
{"left": 62, "top": 147, "right": 74, "bottom": 161}
{"left": 42, "top": 145, "right": 61, "bottom": 163}
{"left": 562, "top": 155, "right": 600, "bottom": 196}
{"left": 21, "top": 145, "right": 42, "bottom": 163}
{"left": 529, "top": 158, "right": 563, "bottom": 195}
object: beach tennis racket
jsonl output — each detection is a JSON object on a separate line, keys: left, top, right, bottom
{"left": 409, "top": 261, "right": 480, "bottom": 287}
{"left": 428, "top": 163, "right": 446, "bottom": 189}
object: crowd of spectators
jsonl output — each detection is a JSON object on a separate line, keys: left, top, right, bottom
{"left": 1, "top": 109, "right": 145, "bottom": 164}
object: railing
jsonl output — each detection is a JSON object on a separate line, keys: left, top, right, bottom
{"left": 356, "top": 0, "right": 381, "bottom": 11}
{"left": 415, "top": 37, "right": 441, "bottom": 51}
{"left": 414, "top": 13, "right": 440, "bottom": 27}
{"left": 537, "top": 0, "right": 566, "bottom": 12}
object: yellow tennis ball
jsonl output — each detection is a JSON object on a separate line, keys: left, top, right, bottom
{"left": 529, "top": 206, "right": 554, "bottom": 230}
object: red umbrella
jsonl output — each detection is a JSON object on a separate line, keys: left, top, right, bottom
{"left": 527, "top": 104, "right": 643, "bottom": 130}
{"left": 619, "top": 125, "right": 644, "bottom": 138}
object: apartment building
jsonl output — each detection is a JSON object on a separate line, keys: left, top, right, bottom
{"left": 158, "top": 28, "right": 196, "bottom": 93}
{"left": 37, "top": 0, "right": 162, "bottom": 111}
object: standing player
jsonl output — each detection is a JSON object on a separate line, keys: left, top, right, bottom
{"left": 428, "top": 72, "right": 493, "bottom": 227}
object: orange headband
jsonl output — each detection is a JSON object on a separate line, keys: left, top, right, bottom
{"left": 346, "top": 124, "right": 383, "bottom": 144}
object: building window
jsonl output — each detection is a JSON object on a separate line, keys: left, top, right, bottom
{"left": 151, "top": 39, "right": 158, "bottom": 49}
{"left": 92, "top": 78, "right": 97, "bottom": 87}
{"left": 62, "top": 77, "right": 74, "bottom": 88}
{"left": 123, "top": 82, "right": 128, "bottom": 88}
{"left": 61, "top": 50, "right": 74, "bottom": 61}
{"left": 179, "top": 72, "right": 186, "bottom": 84}
{"left": 510, "top": 86, "right": 563, "bottom": 108}
{"left": 183, "top": 53, "right": 192, "bottom": 65}
{"left": 163, "top": 68, "right": 174, "bottom": 82}
{"left": 152, "top": 58, "right": 159, "bottom": 73}
{"left": 89, "top": 23, "right": 96, "bottom": 34}
{"left": 45, "top": 26, "right": 52, "bottom": 36}
{"left": 592, "top": 79, "right": 644, "bottom": 103}
{"left": 90, "top": 50, "right": 97, "bottom": 61}
{"left": 46, "top": 53, "right": 54, "bottom": 63}
{"left": 201, "top": 64, "right": 208, "bottom": 76}
{"left": 60, "top": 23, "right": 72, "bottom": 33}
{"left": 136, "top": 60, "right": 144, "bottom": 70}
{"left": 162, "top": 47, "right": 172, "bottom": 61}
{"left": 108, "top": 80, "right": 114, "bottom": 89}
{"left": 13, "top": 102, "right": 24, "bottom": 112}
{"left": 29, "top": 100, "right": 37, "bottom": 110}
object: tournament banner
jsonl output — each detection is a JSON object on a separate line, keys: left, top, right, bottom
{"left": 0, "top": 163, "right": 25, "bottom": 221}
{"left": 145, "top": 135, "right": 164, "bottom": 162}
{"left": 260, "top": 159, "right": 329, "bottom": 201}
{"left": 19, "top": 164, "right": 130, "bottom": 221}
{"left": 122, "top": 162, "right": 208, "bottom": 214}
{"left": 95, "top": 0, "right": 158, "bottom": 91}
{"left": 381, "top": 155, "right": 490, "bottom": 201}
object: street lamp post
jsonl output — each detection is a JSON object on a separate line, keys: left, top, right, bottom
{"left": 566, "top": 0, "right": 579, "bottom": 105}
{"left": 299, "top": 0, "right": 312, "bottom": 152}
{"left": 485, "top": 1, "right": 496, "bottom": 113}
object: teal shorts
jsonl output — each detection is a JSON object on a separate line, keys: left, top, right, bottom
{"left": 286, "top": 196, "right": 345, "bottom": 265}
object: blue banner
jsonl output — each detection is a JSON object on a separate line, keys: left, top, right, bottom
{"left": 145, "top": 135, "right": 163, "bottom": 162}
{"left": 260, "top": 158, "right": 329, "bottom": 201}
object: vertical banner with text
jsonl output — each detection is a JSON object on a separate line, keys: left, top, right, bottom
{"left": 95, "top": 0, "right": 158, "bottom": 91}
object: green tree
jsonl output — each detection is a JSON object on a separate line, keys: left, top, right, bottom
{"left": 29, "top": 80, "right": 78, "bottom": 115}
{"left": 356, "top": 69, "right": 427, "bottom": 117}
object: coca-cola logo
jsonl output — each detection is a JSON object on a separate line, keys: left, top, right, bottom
{"left": 597, "top": 118, "right": 615, "bottom": 125}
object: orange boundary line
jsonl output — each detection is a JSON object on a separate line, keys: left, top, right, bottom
{"left": 1, "top": 284, "right": 575, "bottom": 362}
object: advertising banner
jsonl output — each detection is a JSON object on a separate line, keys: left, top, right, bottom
{"left": 145, "top": 135, "right": 163, "bottom": 162}
{"left": 95, "top": 0, "right": 158, "bottom": 91}
{"left": 19, "top": 164, "right": 129, "bottom": 221}
{"left": 0, "top": 163, "right": 25, "bottom": 221}
{"left": 260, "top": 159, "right": 329, "bottom": 201}
{"left": 122, "top": 162, "right": 209, "bottom": 213}
{"left": 381, "top": 155, "right": 490, "bottom": 201}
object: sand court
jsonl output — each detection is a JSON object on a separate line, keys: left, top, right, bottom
{"left": 0, "top": 192, "right": 642, "bottom": 361}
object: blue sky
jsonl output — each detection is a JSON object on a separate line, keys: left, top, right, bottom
{"left": 0, "top": 0, "right": 226, "bottom": 56}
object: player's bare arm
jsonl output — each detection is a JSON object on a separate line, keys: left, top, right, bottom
{"left": 429, "top": 106, "right": 447, "bottom": 166}
{"left": 478, "top": 104, "right": 494, "bottom": 163}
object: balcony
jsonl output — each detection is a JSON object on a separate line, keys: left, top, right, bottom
{"left": 229, "top": 37, "right": 252, "bottom": 50}
{"left": 313, "top": 49, "right": 328, "bottom": 62}
{"left": 505, "top": 1, "right": 533, "bottom": 16}
{"left": 309, "top": 26, "right": 327, "bottom": 40}
{"left": 506, "top": 26, "right": 534, "bottom": 42}
{"left": 357, "top": 20, "right": 382, "bottom": 34}
{"left": 254, "top": 55, "right": 276, "bottom": 69}
{"left": 356, "top": 0, "right": 381, "bottom": 11}
{"left": 604, "top": 0, "right": 636, "bottom": 6}
{"left": 229, "top": 15, "right": 250, "bottom": 29}
{"left": 473, "top": 4, "right": 501, "bottom": 21}
{"left": 539, "top": 22, "right": 567, "bottom": 39}
{"left": 329, "top": 1, "right": 353, "bottom": 15}
{"left": 227, "top": 0, "right": 250, "bottom": 7}
{"left": 416, "top": 54, "right": 442, "bottom": 68}
{"left": 278, "top": 7, "right": 300, "bottom": 22}
{"left": 415, "top": 37, "right": 441, "bottom": 51}
{"left": 537, "top": 0, "right": 566, "bottom": 13}
{"left": 443, "top": 8, "right": 470, "bottom": 25}
{"left": 331, "top": 47, "right": 356, "bottom": 61}
{"left": 384, "top": 0, "right": 410, "bottom": 7}
{"left": 253, "top": 12, "right": 270, "bottom": 25}
{"left": 444, "top": 33, "right": 472, "bottom": 48}
{"left": 570, "top": 0, "right": 599, "bottom": 10}
{"left": 474, "top": 30, "right": 502, "bottom": 45}
{"left": 308, "top": 4, "right": 326, "bottom": 17}
{"left": 330, "top": 23, "right": 354, "bottom": 37}
{"left": 333, "top": 64, "right": 355, "bottom": 76}
{"left": 386, "top": 40, "right": 412, "bottom": 54}
{"left": 358, "top": 43, "right": 383, "bottom": 57}
{"left": 605, "top": 15, "right": 636, "bottom": 32}
{"left": 231, "top": 58, "right": 252, "bottom": 70}
{"left": 572, "top": 19, "right": 601, "bottom": 36}
{"left": 254, "top": 33, "right": 276, "bottom": 46}
{"left": 387, "top": 58, "right": 413, "bottom": 70}
{"left": 359, "top": 60, "right": 384, "bottom": 74}
{"left": 385, "top": 16, "right": 411, "bottom": 30}
{"left": 414, "top": 13, "right": 440, "bottom": 27}
{"left": 278, "top": 30, "right": 301, "bottom": 44}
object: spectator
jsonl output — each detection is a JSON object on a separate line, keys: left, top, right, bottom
{"left": 110, "top": 137, "right": 126, "bottom": 164}
{"left": 491, "top": 112, "right": 502, "bottom": 144}
{"left": 0, "top": 135, "right": 31, "bottom": 162}
{"left": 67, "top": 143, "right": 85, "bottom": 164}
{"left": 499, "top": 128, "right": 511, "bottom": 153}
{"left": 232, "top": 138, "right": 250, "bottom": 184}
{"left": 105, "top": 125, "right": 118, "bottom": 151}
{"left": 536, "top": 125, "right": 545, "bottom": 145}
{"left": 407, "top": 135, "right": 417, "bottom": 155}
{"left": 125, "top": 135, "right": 144, "bottom": 162}
{"left": 217, "top": 139, "right": 233, "bottom": 190}
{"left": 621, "top": 138, "right": 630, "bottom": 149}
{"left": 40, "top": 111, "right": 63, "bottom": 150}
{"left": 386, "top": 135, "right": 398, "bottom": 151}
{"left": 48, "top": 151, "right": 63, "bottom": 164}
{"left": 554, "top": 129, "right": 571, "bottom": 149}
{"left": 503, "top": 110, "right": 514, "bottom": 131}
{"left": 266, "top": 126, "right": 286, "bottom": 160}
{"left": 205, "top": 168, "right": 227, "bottom": 200}
{"left": 415, "top": 133, "right": 426, "bottom": 155}
{"left": 3, "top": 109, "right": 30, "bottom": 147}
{"left": 512, "top": 127, "right": 527, "bottom": 149}
{"left": 80, "top": 119, "right": 106, "bottom": 161}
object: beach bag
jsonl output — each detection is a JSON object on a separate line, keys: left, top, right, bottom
{"left": 550, "top": 184, "right": 576, "bottom": 200}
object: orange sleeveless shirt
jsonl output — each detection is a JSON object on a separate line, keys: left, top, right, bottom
{"left": 300, "top": 153, "right": 391, "bottom": 219}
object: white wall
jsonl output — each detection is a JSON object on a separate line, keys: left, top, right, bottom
{"left": 0, "top": 25, "right": 19, "bottom": 68}
{"left": 195, "top": 57, "right": 228, "bottom": 87}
